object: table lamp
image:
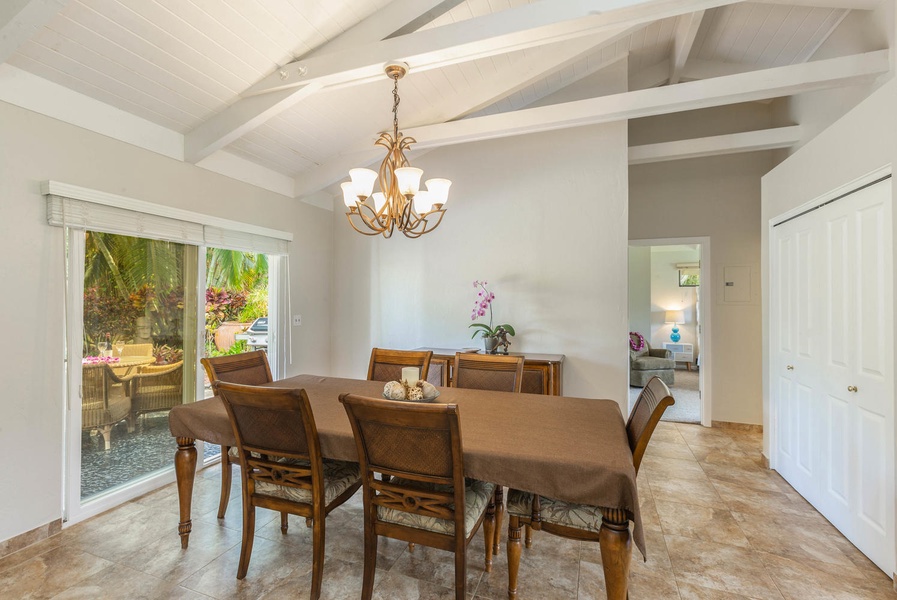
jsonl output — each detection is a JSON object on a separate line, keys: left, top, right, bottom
{"left": 665, "top": 310, "right": 685, "bottom": 342}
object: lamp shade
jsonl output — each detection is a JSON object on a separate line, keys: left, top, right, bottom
{"left": 665, "top": 310, "right": 685, "bottom": 324}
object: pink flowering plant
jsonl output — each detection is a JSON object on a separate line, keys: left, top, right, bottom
{"left": 468, "top": 280, "right": 515, "bottom": 339}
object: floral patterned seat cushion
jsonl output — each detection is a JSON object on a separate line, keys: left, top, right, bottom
{"left": 254, "top": 459, "right": 360, "bottom": 506}
{"left": 506, "top": 489, "right": 604, "bottom": 533}
{"left": 378, "top": 479, "right": 496, "bottom": 537}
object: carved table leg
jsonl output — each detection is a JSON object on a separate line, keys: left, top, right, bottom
{"left": 599, "top": 508, "right": 631, "bottom": 600}
{"left": 175, "top": 437, "right": 197, "bottom": 549}
{"left": 525, "top": 524, "right": 533, "bottom": 548}
{"left": 493, "top": 487, "right": 504, "bottom": 554}
{"left": 507, "top": 515, "right": 522, "bottom": 600}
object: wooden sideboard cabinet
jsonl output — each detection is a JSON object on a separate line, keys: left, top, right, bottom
{"left": 416, "top": 347, "right": 565, "bottom": 396}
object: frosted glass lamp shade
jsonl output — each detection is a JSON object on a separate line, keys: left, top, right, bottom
{"left": 425, "top": 178, "right": 451, "bottom": 206}
{"left": 413, "top": 191, "right": 434, "bottom": 214}
{"left": 665, "top": 310, "right": 685, "bottom": 324}
{"left": 349, "top": 168, "right": 377, "bottom": 197}
{"left": 341, "top": 182, "right": 357, "bottom": 207}
{"left": 395, "top": 167, "right": 423, "bottom": 195}
{"left": 372, "top": 192, "right": 387, "bottom": 212}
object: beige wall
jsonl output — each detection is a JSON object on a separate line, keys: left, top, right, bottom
{"left": 629, "top": 152, "right": 770, "bottom": 425}
{"left": 761, "top": 79, "right": 897, "bottom": 459}
{"left": 0, "top": 100, "right": 333, "bottom": 543}
{"left": 628, "top": 246, "right": 651, "bottom": 338}
{"left": 331, "top": 122, "right": 631, "bottom": 404}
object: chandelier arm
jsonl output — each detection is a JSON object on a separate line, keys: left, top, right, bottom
{"left": 402, "top": 208, "right": 446, "bottom": 239}
{"left": 355, "top": 201, "right": 392, "bottom": 233}
{"left": 346, "top": 213, "right": 385, "bottom": 236}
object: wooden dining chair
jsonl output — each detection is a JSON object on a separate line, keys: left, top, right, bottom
{"left": 452, "top": 352, "right": 524, "bottom": 554}
{"left": 504, "top": 376, "right": 674, "bottom": 600}
{"left": 367, "top": 348, "right": 432, "bottom": 383}
{"left": 339, "top": 393, "right": 496, "bottom": 600}
{"left": 215, "top": 382, "right": 361, "bottom": 598}
{"left": 201, "top": 351, "right": 273, "bottom": 520}
{"left": 452, "top": 352, "right": 524, "bottom": 393}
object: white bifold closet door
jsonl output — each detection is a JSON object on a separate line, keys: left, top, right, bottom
{"left": 772, "top": 176, "right": 894, "bottom": 575}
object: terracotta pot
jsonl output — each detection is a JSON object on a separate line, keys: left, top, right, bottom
{"left": 214, "top": 321, "right": 251, "bottom": 351}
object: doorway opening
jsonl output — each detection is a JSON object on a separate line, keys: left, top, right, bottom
{"left": 629, "top": 237, "right": 711, "bottom": 425}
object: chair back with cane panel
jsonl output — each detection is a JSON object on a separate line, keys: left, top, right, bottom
{"left": 452, "top": 353, "right": 524, "bottom": 393}
{"left": 367, "top": 348, "right": 432, "bottom": 383}
{"left": 201, "top": 350, "right": 272, "bottom": 386}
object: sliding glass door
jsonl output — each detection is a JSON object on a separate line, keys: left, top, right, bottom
{"left": 67, "top": 231, "right": 198, "bottom": 518}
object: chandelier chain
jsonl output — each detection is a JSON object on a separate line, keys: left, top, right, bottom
{"left": 392, "top": 74, "right": 400, "bottom": 140}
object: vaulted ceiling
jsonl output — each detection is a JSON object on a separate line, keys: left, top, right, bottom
{"left": 0, "top": 0, "right": 891, "bottom": 201}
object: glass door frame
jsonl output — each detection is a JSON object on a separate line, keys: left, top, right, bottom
{"left": 63, "top": 230, "right": 201, "bottom": 526}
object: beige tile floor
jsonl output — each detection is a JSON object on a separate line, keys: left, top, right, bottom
{"left": 1, "top": 422, "right": 894, "bottom": 599}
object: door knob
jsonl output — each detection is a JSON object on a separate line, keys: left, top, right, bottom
{"left": 847, "top": 385, "right": 858, "bottom": 393}
{"left": 786, "top": 365, "right": 794, "bottom": 370}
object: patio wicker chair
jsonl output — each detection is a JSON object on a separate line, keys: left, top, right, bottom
{"left": 82, "top": 362, "right": 132, "bottom": 451}
{"left": 128, "top": 361, "right": 184, "bottom": 427}
{"left": 121, "top": 343, "right": 154, "bottom": 358}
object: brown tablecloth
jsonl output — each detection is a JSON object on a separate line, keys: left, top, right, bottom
{"left": 169, "top": 374, "right": 644, "bottom": 555}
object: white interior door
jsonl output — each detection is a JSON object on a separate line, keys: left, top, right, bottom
{"left": 772, "top": 177, "right": 894, "bottom": 575}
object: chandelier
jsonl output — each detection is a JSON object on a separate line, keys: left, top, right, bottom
{"left": 341, "top": 63, "right": 451, "bottom": 238}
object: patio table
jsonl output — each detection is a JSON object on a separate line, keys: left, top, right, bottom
{"left": 169, "top": 374, "right": 642, "bottom": 600}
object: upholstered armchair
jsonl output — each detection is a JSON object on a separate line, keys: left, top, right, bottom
{"left": 629, "top": 332, "right": 674, "bottom": 386}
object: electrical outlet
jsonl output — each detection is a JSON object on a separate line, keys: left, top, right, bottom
{"left": 292, "top": 314, "right": 302, "bottom": 326}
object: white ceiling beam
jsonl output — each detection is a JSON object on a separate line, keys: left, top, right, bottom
{"left": 669, "top": 10, "right": 705, "bottom": 84}
{"left": 294, "top": 31, "right": 637, "bottom": 197}
{"left": 750, "top": 0, "right": 878, "bottom": 8}
{"left": 189, "top": 0, "right": 741, "bottom": 165}
{"left": 401, "top": 50, "right": 888, "bottom": 149}
{"left": 0, "top": 0, "right": 66, "bottom": 64}
{"left": 680, "top": 58, "right": 771, "bottom": 80}
{"left": 185, "top": 85, "right": 322, "bottom": 164}
{"left": 249, "top": 0, "right": 742, "bottom": 97}
{"left": 629, "top": 125, "right": 802, "bottom": 164}
{"left": 184, "top": 0, "right": 460, "bottom": 164}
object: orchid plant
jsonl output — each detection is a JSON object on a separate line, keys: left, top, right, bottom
{"left": 468, "top": 280, "right": 516, "bottom": 339}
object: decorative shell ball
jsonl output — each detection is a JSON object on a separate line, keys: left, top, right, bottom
{"left": 419, "top": 381, "right": 438, "bottom": 399}
{"left": 406, "top": 385, "right": 424, "bottom": 401}
{"left": 383, "top": 380, "right": 406, "bottom": 400}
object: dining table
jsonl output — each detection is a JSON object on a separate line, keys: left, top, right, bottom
{"left": 168, "top": 374, "right": 644, "bottom": 600}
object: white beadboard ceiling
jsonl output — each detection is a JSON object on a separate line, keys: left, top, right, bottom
{"left": 1, "top": 0, "right": 887, "bottom": 197}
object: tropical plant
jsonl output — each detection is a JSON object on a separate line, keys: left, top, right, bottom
{"left": 206, "top": 339, "right": 249, "bottom": 358}
{"left": 239, "top": 286, "right": 269, "bottom": 322}
{"left": 468, "top": 280, "right": 515, "bottom": 339}
{"left": 206, "top": 249, "right": 268, "bottom": 290}
{"left": 83, "top": 231, "right": 185, "bottom": 353}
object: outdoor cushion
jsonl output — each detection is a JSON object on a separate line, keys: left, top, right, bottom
{"left": 254, "top": 459, "right": 361, "bottom": 506}
{"left": 378, "top": 478, "right": 496, "bottom": 537}
{"left": 506, "top": 489, "right": 603, "bottom": 533}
